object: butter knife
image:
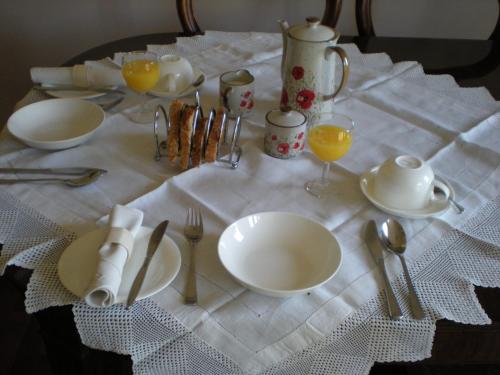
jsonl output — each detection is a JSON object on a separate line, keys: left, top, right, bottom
{"left": 365, "top": 220, "right": 403, "bottom": 320}
{"left": 0, "top": 167, "right": 106, "bottom": 176}
{"left": 33, "top": 83, "right": 125, "bottom": 95}
{"left": 126, "top": 220, "right": 169, "bottom": 308}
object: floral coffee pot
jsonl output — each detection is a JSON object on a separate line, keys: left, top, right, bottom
{"left": 279, "top": 17, "right": 349, "bottom": 117}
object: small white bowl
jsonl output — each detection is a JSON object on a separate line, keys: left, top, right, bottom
{"left": 7, "top": 98, "right": 105, "bottom": 151}
{"left": 218, "top": 212, "right": 342, "bottom": 298}
{"left": 372, "top": 155, "right": 435, "bottom": 210}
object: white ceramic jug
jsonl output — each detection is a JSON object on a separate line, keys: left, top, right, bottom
{"left": 279, "top": 17, "right": 349, "bottom": 117}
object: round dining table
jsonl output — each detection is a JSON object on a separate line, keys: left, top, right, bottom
{"left": 2, "top": 31, "right": 500, "bottom": 375}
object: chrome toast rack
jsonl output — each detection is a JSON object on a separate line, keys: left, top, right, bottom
{"left": 153, "top": 94, "right": 242, "bottom": 169}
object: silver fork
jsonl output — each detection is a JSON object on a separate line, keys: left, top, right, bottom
{"left": 184, "top": 208, "right": 204, "bottom": 304}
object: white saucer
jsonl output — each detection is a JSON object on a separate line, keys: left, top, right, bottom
{"left": 45, "top": 87, "right": 119, "bottom": 100}
{"left": 360, "top": 165, "right": 455, "bottom": 219}
{"left": 57, "top": 226, "right": 182, "bottom": 304}
{"left": 149, "top": 68, "right": 204, "bottom": 98}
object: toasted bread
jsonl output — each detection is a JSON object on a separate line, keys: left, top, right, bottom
{"left": 204, "top": 107, "right": 225, "bottom": 163}
{"left": 191, "top": 116, "right": 207, "bottom": 168}
{"left": 167, "top": 100, "right": 183, "bottom": 163}
{"left": 179, "top": 106, "right": 196, "bottom": 170}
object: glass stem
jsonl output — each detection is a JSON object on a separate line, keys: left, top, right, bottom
{"left": 321, "top": 162, "right": 330, "bottom": 184}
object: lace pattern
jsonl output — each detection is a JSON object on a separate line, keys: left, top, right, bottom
{"left": 1, "top": 189, "right": 499, "bottom": 374}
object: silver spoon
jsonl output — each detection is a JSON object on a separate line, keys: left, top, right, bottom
{"left": 433, "top": 185, "right": 464, "bottom": 214}
{"left": 178, "top": 74, "right": 205, "bottom": 96}
{"left": 0, "top": 169, "right": 106, "bottom": 187}
{"left": 379, "top": 218, "right": 426, "bottom": 320}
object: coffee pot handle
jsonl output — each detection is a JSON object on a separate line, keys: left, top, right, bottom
{"left": 326, "top": 46, "right": 350, "bottom": 100}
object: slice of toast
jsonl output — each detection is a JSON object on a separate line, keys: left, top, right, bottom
{"left": 191, "top": 116, "right": 207, "bottom": 168}
{"left": 179, "top": 106, "right": 196, "bottom": 170}
{"left": 204, "top": 107, "right": 225, "bottom": 163}
{"left": 167, "top": 100, "right": 183, "bottom": 163}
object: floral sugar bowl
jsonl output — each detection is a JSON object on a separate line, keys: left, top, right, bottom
{"left": 264, "top": 107, "right": 308, "bottom": 159}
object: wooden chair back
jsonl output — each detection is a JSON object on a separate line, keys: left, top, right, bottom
{"left": 355, "top": 0, "right": 500, "bottom": 41}
{"left": 176, "top": 0, "right": 344, "bottom": 36}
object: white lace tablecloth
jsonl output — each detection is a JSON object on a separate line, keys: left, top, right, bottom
{"left": 1, "top": 31, "right": 500, "bottom": 374}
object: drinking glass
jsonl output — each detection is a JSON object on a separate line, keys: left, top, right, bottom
{"left": 305, "top": 112, "right": 354, "bottom": 197}
{"left": 122, "top": 51, "right": 160, "bottom": 124}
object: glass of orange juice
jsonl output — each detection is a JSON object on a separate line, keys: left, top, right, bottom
{"left": 122, "top": 51, "right": 160, "bottom": 123}
{"left": 305, "top": 113, "right": 354, "bottom": 197}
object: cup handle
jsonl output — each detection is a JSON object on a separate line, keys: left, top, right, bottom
{"left": 325, "top": 46, "right": 350, "bottom": 100}
{"left": 166, "top": 74, "right": 176, "bottom": 92}
{"left": 433, "top": 179, "right": 465, "bottom": 213}
{"left": 222, "top": 87, "right": 233, "bottom": 111}
{"left": 432, "top": 180, "right": 450, "bottom": 200}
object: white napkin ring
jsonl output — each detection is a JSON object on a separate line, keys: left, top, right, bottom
{"left": 72, "top": 65, "right": 88, "bottom": 87}
{"left": 102, "top": 227, "right": 135, "bottom": 259}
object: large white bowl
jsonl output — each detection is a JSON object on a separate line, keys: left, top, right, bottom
{"left": 7, "top": 98, "right": 105, "bottom": 150}
{"left": 218, "top": 212, "right": 342, "bottom": 298}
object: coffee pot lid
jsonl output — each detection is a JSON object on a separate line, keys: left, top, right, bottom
{"left": 288, "top": 17, "right": 337, "bottom": 42}
{"left": 266, "top": 106, "right": 307, "bottom": 128}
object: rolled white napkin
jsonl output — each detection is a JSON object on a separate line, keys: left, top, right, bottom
{"left": 30, "top": 58, "right": 125, "bottom": 88}
{"left": 84, "top": 204, "right": 144, "bottom": 308}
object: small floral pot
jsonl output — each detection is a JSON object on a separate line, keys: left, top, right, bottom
{"left": 264, "top": 107, "right": 308, "bottom": 159}
{"left": 220, "top": 69, "right": 255, "bottom": 119}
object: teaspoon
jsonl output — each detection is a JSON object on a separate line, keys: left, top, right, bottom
{"left": 0, "top": 169, "right": 106, "bottom": 187}
{"left": 379, "top": 218, "right": 426, "bottom": 320}
{"left": 178, "top": 74, "right": 205, "bottom": 96}
{"left": 433, "top": 185, "right": 464, "bottom": 214}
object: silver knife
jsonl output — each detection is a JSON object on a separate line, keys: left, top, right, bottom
{"left": 33, "top": 83, "right": 125, "bottom": 95}
{"left": 126, "top": 220, "right": 169, "bottom": 308}
{"left": 365, "top": 220, "right": 403, "bottom": 320}
{"left": 0, "top": 167, "right": 106, "bottom": 176}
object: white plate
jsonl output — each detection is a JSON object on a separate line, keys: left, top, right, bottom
{"left": 149, "top": 68, "right": 204, "bottom": 98}
{"left": 218, "top": 212, "right": 342, "bottom": 298}
{"left": 57, "top": 226, "right": 182, "bottom": 304}
{"left": 360, "top": 165, "right": 454, "bottom": 219}
{"left": 45, "top": 89, "right": 114, "bottom": 100}
{"left": 7, "top": 98, "right": 105, "bottom": 151}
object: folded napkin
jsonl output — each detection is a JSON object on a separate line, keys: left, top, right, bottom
{"left": 84, "top": 204, "right": 143, "bottom": 308}
{"left": 30, "top": 58, "right": 125, "bottom": 88}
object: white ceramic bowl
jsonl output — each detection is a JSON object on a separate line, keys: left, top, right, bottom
{"left": 372, "top": 155, "right": 435, "bottom": 210}
{"left": 7, "top": 98, "right": 105, "bottom": 150}
{"left": 218, "top": 212, "right": 342, "bottom": 298}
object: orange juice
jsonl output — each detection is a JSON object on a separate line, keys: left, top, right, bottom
{"left": 308, "top": 125, "right": 352, "bottom": 162}
{"left": 122, "top": 60, "right": 160, "bottom": 92}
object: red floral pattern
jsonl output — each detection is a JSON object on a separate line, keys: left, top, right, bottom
{"left": 296, "top": 89, "right": 315, "bottom": 110}
{"left": 293, "top": 142, "right": 300, "bottom": 149}
{"left": 292, "top": 66, "right": 304, "bottom": 80}
{"left": 297, "top": 132, "right": 304, "bottom": 140}
{"left": 239, "top": 91, "right": 254, "bottom": 110}
{"left": 277, "top": 143, "right": 290, "bottom": 155}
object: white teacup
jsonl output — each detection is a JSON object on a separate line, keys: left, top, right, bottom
{"left": 372, "top": 155, "right": 450, "bottom": 210}
{"left": 156, "top": 55, "right": 194, "bottom": 93}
